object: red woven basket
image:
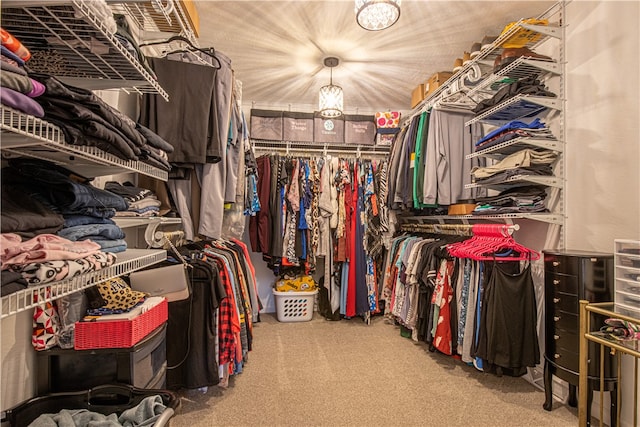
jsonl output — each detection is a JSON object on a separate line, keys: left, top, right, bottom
{"left": 74, "top": 298, "right": 168, "bottom": 350}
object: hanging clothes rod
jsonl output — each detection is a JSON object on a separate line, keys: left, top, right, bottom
{"left": 251, "top": 140, "right": 389, "bottom": 158}
{"left": 400, "top": 223, "right": 520, "bottom": 237}
{"left": 149, "top": 229, "right": 185, "bottom": 249}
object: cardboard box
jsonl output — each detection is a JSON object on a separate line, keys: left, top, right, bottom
{"left": 411, "top": 83, "right": 426, "bottom": 108}
{"left": 179, "top": 0, "right": 200, "bottom": 38}
{"left": 425, "top": 72, "right": 454, "bottom": 97}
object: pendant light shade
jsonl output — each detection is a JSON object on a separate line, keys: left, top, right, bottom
{"left": 355, "top": 0, "right": 401, "bottom": 31}
{"left": 319, "top": 57, "right": 343, "bottom": 118}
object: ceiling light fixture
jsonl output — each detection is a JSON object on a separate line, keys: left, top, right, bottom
{"left": 355, "top": 0, "right": 401, "bottom": 31}
{"left": 319, "top": 57, "right": 343, "bottom": 118}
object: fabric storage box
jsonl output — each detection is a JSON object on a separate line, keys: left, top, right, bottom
{"left": 74, "top": 298, "right": 168, "bottom": 350}
{"left": 425, "top": 71, "right": 453, "bottom": 97}
{"left": 1, "top": 384, "right": 180, "bottom": 427}
{"left": 250, "top": 109, "right": 283, "bottom": 140}
{"left": 283, "top": 111, "right": 314, "bottom": 142}
{"left": 314, "top": 112, "right": 344, "bottom": 144}
{"left": 344, "top": 114, "right": 376, "bottom": 145}
{"left": 273, "top": 289, "right": 318, "bottom": 322}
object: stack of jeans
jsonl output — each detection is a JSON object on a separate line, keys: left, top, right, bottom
{"left": 4, "top": 158, "right": 129, "bottom": 253}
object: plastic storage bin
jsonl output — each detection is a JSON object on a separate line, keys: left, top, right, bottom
{"left": 74, "top": 298, "right": 168, "bottom": 350}
{"left": 1, "top": 384, "right": 180, "bottom": 427}
{"left": 272, "top": 289, "right": 318, "bottom": 322}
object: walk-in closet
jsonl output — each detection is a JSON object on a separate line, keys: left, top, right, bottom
{"left": 1, "top": 1, "right": 638, "bottom": 426}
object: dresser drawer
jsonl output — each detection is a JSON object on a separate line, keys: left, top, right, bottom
{"left": 544, "top": 253, "right": 581, "bottom": 275}
{"left": 546, "top": 328, "right": 579, "bottom": 357}
{"left": 551, "top": 292, "right": 579, "bottom": 314}
{"left": 544, "top": 250, "right": 613, "bottom": 277}
{"left": 549, "top": 310, "right": 578, "bottom": 332}
{"left": 545, "top": 272, "right": 579, "bottom": 296}
{"left": 548, "top": 347, "right": 580, "bottom": 373}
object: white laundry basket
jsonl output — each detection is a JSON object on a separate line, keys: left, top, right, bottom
{"left": 272, "top": 289, "right": 318, "bottom": 322}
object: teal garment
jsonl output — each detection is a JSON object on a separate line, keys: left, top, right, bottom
{"left": 414, "top": 110, "right": 437, "bottom": 209}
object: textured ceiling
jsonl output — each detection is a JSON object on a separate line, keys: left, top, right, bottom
{"left": 195, "top": 0, "right": 555, "bottom": 114}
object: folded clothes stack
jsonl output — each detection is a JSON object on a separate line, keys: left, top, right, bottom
{"left": 0, "top": 27, "right": 46, "bottom": 117}
{"left": 472, "top": 185, "right": 548, "bottom": 215}
{"left": 470, "top": 148, "right": 557, "bottom": 183}
{"left": 106, "top": 181, "right": 162, "bottom": 218}
{"left": 0, "top": 27, "right": 174, "bottom": 171}
{"left": 2, "top": 158, "right": 130, "bottom": 254}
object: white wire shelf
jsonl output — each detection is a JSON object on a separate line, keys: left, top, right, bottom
{"left": 113, "top": 216, "right": 182, "bottom": 229}
{"left": 0, "top": 0, "right": 168, "bottom": 99}
{"left": 465, "top": 95, "right": 562, "bottom": 126}
{"left": 399, "top": 213, "right": 564, "bottom": 226}
{"left": 109, "top": 0, "right": 198, "bottom": 45}
{"left": 465, "top": 174, "right": 562, "bottom": 190}
{"left": 466, "top": 136, "right": 563, "bottom": 159}
{"left": 0, "top": 106, "right": 169, "bottom": 181}
{"left": 467, "top": 57, "right": 561, "bottom": 98}
{"left": 409, "top": 16, "right": 562, "bottom": 117}
{"left": 0, "top": 248, "right": 166, "bottom": 319}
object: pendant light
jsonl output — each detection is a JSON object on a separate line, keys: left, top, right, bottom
{"left": 319, "top": 57, "right": 343, "bottom": 118}
{"left": 355, "top": 0, "right": 401, "bottom": 31}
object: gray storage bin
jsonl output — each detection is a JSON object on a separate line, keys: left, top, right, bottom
{"left": 344, "top": 114, "right": 375, "bottom": 145}
{"left": 314, "top": 112, "right": 344, "bottom": 144}
{"left": 283, "top": 111, "right": 314, "bottom": 142}
{"left": 250, "top": 109, "right": 283, "bottom": 140}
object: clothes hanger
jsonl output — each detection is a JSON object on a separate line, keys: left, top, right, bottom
{"left": 139, "top": 35, "right": 222, "bottom": 69}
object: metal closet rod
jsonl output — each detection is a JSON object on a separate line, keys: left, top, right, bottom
{"left": 252, "top": 142, "right": 389, "bottom": 158}
{"left": 400, "top": 223, "right": 520, "bottom": 237}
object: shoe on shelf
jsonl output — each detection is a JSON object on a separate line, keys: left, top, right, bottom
{"left": 453, "top": 57, "right": 463, "bottom": 72}
{"left": 500, "top": 46, "right": 552, "bottom": 68}
{"left": 480, "top": 35, "right": 498, "bottom": 50}
{"left": 462, "top": 51, "right": 472, "bottom": 65}
{"left": 469, "top": 42, "right": 482, "bottom": 59}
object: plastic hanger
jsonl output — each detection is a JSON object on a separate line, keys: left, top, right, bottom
{"left": 139, "top": 35, "right": 222, "bottom": 69}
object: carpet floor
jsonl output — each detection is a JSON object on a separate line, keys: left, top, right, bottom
{"left": 170, "top": 313, "right": 579, "bottom": 427}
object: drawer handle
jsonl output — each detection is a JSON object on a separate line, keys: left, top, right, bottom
{"left": 554, "top": 353, "right": 561, "bottom": 359}
{"left": 554, "top": 316, "right": 561, "bottom": 322}
{"left": 553, "top": 279, "right": 560, "bottom": 285}
{"left": 554, "top": 335, "right": 560, "bottom": 340}
{"left": 553, "top": 298, "right": 560, "bottom": 303}
{"left": 553, "top": 261, "right": 560, "bottom": 267}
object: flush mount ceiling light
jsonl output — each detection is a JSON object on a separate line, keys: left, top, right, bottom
{"left": 319, "top": 57, "right": 343, "bottom": 118}
{"left": 355, "top": 0, "right": 401, "bottom": 31}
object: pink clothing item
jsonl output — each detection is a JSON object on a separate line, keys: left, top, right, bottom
{"left": 287, "top": 159, "right": 300, "bottom": 212}
{"left": 27, "top": 78, "right": 46, "bottom": 97}
{"left": 1, "top": 233, "right": 102, "bottom": 269}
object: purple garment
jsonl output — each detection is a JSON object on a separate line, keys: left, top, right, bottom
{"left": 0, "top": 87, "right": 45, "bottom": 117}
{"left": 27, "top": 79, "right": 46, "bottom": 98}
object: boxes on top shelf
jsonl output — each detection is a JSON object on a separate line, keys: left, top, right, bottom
{"left": 425, "top": 71, "right": 454, "bottom": 97}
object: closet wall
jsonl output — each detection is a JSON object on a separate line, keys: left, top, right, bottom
{"left": 564, "top": 1, "right": 640, "bottom": 425}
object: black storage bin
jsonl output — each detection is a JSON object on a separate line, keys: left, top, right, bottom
{"left": 314, "top": 112, "right": 344, "bottom": 143}
{"left": 283, "top": 111, "right": 314, "bottom": 142}
{"left": 250, "top": 109, "right": 283, "bottom": 140}
{"left": 344, "top": 114, "right": 375, "bottom": 145}
{"left": 1, "top": 384, "right": 180, "bottom": 427}
{"left": 36, "top": 323, "right": 167, "bottom": 395}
